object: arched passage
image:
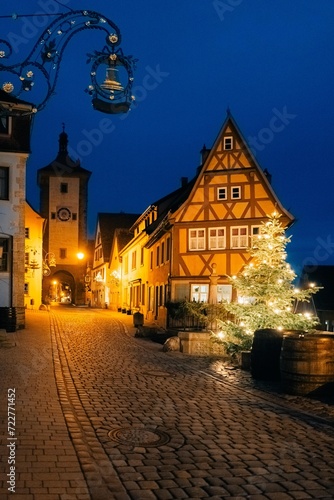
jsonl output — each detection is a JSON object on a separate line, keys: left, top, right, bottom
{"left": 46, "top": 270, "right": 75, "bottom": 305}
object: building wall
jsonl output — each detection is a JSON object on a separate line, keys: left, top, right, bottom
{"left": 0, "top": 152, "right": 28, "bottom": 311}
{"left": 24, "top": 203, "right": 44, "bottom": 309}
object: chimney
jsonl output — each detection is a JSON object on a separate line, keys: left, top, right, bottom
{"left": 200, "top": 144, "right": 210, "bottom": 165}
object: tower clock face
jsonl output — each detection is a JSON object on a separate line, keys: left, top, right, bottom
{"left": 57, "top": 207, "right": 71, "bottom": 221}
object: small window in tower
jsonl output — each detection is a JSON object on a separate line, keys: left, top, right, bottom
{"left": 60, "top": 183, "right": 68, "bottom": 193}
{"left": 51, "top": 212, "right": 56, "bottom": 220}
{"left": 72, "top": 213, "right": 77, "bottom": 221}
{"left": 60, "top": 248, "right": 67, "bottom": 259}
{"left": 224, "top": 136, "right": 233, "bottom": 150}
{"left": 25, "top": 227, "right": 30, "bottom": 239}
{"left": 24, "top": 283, "right": 29, "bottom": 295}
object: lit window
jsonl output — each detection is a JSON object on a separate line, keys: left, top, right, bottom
{"left": 231, "top": 186, "right": 241, "bottom": 199}
{"left": 189, "top": 229, "right": 205, "bottom": 251}
{"left": 209, "top": 228, "right": 226, "bottom": 249}
{"left": 251, "top": 226, "right": 261, "bottom": 243}
{"left": 224, "top": 136, "right": 233, "bottom": 150}
{"left": 217, "top": 285, "right": 232, "bottom": 303}
{"left": 231, "top": 227, "right": 248, "bottom": 248}
{"left": 0, "top": 167, "right": 9, "bottom": 200}
{"left": 191, "top": 284, "right": 208, "bottom": 303}
{"left": 217, "top": 187, "right": 227, "bottom": 200}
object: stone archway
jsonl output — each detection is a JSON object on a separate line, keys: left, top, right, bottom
{"left": 44, "top": 270, "right": 76, "bottom": 305}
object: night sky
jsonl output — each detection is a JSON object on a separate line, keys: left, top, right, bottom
{"left": 2, "top": 1, "right": 334, "bottom": 276}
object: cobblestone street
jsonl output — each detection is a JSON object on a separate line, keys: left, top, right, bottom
{"left": 1, "top": 308, "right": 334, "bottom": 499}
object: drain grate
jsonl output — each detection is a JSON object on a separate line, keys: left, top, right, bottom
{"left": 108, "top": 427, "right": 170, "bottom": 447}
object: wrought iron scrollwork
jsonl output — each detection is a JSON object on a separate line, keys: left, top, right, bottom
{"left": 0, "top": 10, "right": 136, "bottom": 115}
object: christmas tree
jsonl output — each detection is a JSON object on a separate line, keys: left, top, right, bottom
{"left": 213, "top": 212, "right": 320, "bottom": 353}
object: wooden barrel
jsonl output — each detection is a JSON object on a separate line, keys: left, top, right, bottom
{"left": 280, "top": 332, "right": 334, "bottom": 395}
{"left": 251, "top": 329, "right": 284, "bottom": 380}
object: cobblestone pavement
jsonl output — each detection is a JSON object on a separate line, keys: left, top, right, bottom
{"left": 1, "top": 307, "right": 334, "bottom": 500}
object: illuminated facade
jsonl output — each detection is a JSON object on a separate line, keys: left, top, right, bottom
{"left": 108, "top": 113, "right": 294, "bottom": 327}
{"left": 91, "top": 213, "right": 139, "bottom": 308}
{"left": 0, "top": 90, "right": 33, "bottom": 328}
{"left": 24, "top": 202, "right": 45, "bottom": 309}
{"left": 37, "top": 129, "right": 91, "bottom": 305}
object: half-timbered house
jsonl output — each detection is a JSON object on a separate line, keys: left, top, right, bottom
{"left": 132, "top": 113, "right": 294, "bottom": 326}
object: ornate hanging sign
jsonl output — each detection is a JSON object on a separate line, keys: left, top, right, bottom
{"left": 0, "top": 10, "right": 136, "bottom": 115}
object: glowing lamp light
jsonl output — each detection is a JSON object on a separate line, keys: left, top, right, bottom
{"left": 77, "top": 252, "right": 85, "bottom": 260}
{"left": 217, "top": 331, "right": 225, "bottom": 340}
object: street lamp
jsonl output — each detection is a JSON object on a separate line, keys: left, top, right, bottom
{"left": 0, "top": 9, "right": 136, "bottom": 116}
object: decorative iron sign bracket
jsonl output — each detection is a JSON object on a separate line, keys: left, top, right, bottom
{"left": 0, "top": 9, "right": 136, "bottom": 115}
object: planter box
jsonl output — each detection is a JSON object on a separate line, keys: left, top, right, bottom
{"left": 178, "top": 331, "right": 211, "bottom": 356}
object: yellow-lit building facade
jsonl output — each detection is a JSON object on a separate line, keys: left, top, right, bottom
{"left": 24, "top": 202, "right": 45, "bottom": 309}
{"left": 108, "top": 113, "right": 293, "bottom": 327}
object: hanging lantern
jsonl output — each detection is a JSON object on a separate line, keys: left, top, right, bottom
{"left": 100, "top": 65, "right": 124, "bottom": 92}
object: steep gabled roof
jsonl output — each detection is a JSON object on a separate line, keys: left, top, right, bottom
{"left": 172, "top": 111, "right": 294, "bottom": 225}
{"left": 96, "top": 212, "right": 140, "bottom": 262}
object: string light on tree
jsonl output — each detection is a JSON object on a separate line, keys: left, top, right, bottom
{"left": 212, "top": 212, "right": 321, "bottom": 353}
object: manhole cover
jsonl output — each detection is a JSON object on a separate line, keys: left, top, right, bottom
{"left": 108, "top": 427, "right": 170, "bottom": 447}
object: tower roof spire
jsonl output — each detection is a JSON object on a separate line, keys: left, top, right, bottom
{"left": 57, "top": 123, "right": 68, "bottom": 159}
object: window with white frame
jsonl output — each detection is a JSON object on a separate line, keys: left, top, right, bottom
{"left": 217, "top": 187, "right": 227, "bottom": 200}
{"left": 231, "top": 227, "right": 248, "bottom": 248}
{"left": 231, "top": 186, "right": 241, "bottom": 199}
{"left": 191, "top": 284, "right": 208, "bottom": 303}
{"left": 189, "top": 229, "right": 205, "bottom": 251}
{"left": 224, "top": 136, "right": 233, "bottom": 150}
{"left": 209, "top": 228, "right": 226, "bottom": 250}
{"left": 251, "top": 225, "right": 261, "bottom": 244}
{"left": 217, "top": 285, "right": 232, "bottom": 303}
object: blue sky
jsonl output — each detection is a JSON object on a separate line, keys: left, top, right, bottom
{"left": 1, "top": 0, "right": 334, "bottom": 276}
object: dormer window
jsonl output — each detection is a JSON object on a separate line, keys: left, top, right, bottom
{"left": 224, "top": 136, "right": 233, "bottom": 150}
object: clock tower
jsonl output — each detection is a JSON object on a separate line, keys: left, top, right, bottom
{"left": 37, "top": 128, "right": 91, "bottom": 305}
